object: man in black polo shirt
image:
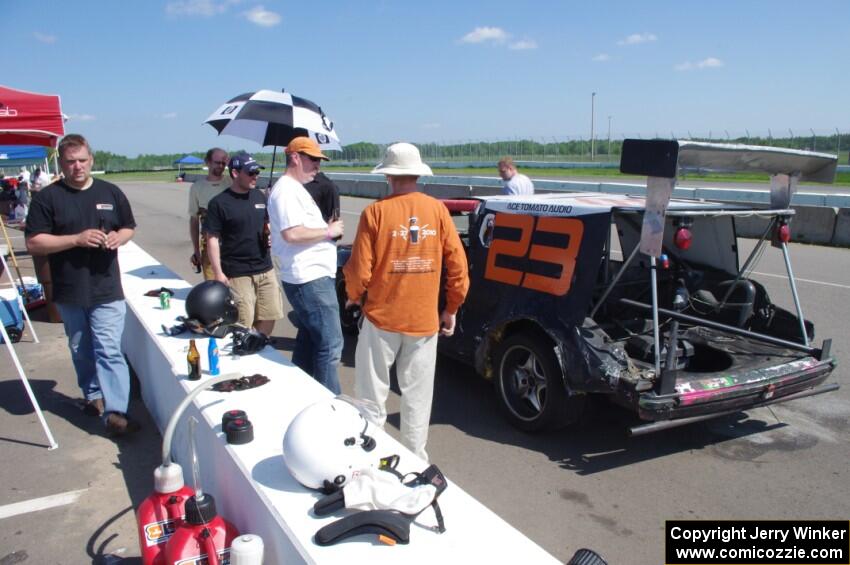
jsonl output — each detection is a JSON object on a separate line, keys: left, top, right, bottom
{"left": 25, "top": 134, "right": 139, "bottom": 436}
{"left": 205, "top": 152, "right": 283, "bottom": 336}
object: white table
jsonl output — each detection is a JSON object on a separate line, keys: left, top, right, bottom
{"left": 119, "top": 242, "right": 558, "bottom": 564}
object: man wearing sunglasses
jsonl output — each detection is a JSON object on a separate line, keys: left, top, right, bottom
{"left": 204, "top": 152, "right": 283, "bottom": 336}
{"left": 188, "top": 147, "right": 229, "bottom": 279}
{"left": 268, "top": 137, "right": 344, "bottom": 393}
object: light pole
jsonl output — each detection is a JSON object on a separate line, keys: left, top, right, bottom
{"left": 590, "top": 92, "right": 596, "bottom": 161}
{"left": 607, "top": 115, "right": 612, "bottom": 159}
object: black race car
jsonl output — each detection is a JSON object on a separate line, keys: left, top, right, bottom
{"left": 337, "top": 140, "right": 839, "bottom": 435}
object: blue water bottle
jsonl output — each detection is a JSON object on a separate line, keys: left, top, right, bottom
{"left": 208, "top": 337, "right": 220, "bottom": 376}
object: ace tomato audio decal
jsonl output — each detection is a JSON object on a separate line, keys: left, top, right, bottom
{"left": 484, "top": 213, "right": 584, "bottom": 296}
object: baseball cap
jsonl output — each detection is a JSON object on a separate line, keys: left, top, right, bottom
{"left": 285, "top": 137, "right": 329, "bottom": 161}
{"left": 228, "top": 152, "right": 264, "bottom": 172}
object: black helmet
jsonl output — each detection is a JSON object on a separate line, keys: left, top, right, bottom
{"left": 185, "top": 281, "right": 238, "bottom": 337}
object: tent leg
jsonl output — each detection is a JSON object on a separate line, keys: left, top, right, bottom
{"left": 0, "top": 322, "right": 58, "bottom": 449}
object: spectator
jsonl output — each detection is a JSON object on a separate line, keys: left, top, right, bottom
{"left": 343, "top": 142, "right": 469, "bottom": 461}
{"left": 205, "top": 152, "right": 283, "bottom": 337}
{"left": 18, "top": 166, "right": 30, "bottom": 190}
{"left": 25, "top": 134, "right": 139, "bottom": 436}
{"left": 188, "top": 148, "right": 229, "bottom": 279}
{"left": 498, "top": 156, "right": 534, "bottom": 195}
{"left": 31, "top": 167, "right": 52, "bottom": 192}
{"left": 303, "top": 171, "right": 341, "bottom": 222}
{"left": 268, "top": 137, "right": 344, "bottom": 393}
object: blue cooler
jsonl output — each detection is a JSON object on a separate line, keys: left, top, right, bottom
{"left": 0, "top": 289, "right": 24, "bottom": 344}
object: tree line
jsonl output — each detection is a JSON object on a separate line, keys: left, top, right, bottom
{"left": 92, "top": 134, "right": 848, "bottom": 172}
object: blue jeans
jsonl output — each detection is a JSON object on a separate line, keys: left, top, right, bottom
{"left": 282, "top": 277, "right": 343, "bottom": 394}
{"left": 57, "top": 300, "right": 131, "bottom": 417}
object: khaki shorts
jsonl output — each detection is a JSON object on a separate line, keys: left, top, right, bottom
{"left": 228, "top": 269, "right": 284, "bottom": 326}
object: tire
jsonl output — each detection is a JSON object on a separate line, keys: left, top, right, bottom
{"left": 494, "top": 333, "right": 583, "bottom": 432}
{"left": 335, "top": 274, "right": 360, "bottom": 334}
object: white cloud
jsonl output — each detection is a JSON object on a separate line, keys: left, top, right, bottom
{"left": 162, "top": 112, "right": 178, "bottom": 119}
{"left": 165, "top": 0, "right": 242, "bottom": 17}
{"left": 244, "top": 5, "right": 281, "bottom": 27}
{"left": 67, "top": 113, "right": 96, "bottom": 122}
{"left": 674, "top": 57, "right": 724, "bottom": 71}
{"left": 460, "top": 26, "right": 508, "bottom": 44}
{"left": 509, "top": 39, "right": 537, "bottom": 51}
{"left": 592, "top": 53, "right": 611, "bottom": 62}
{"left": 33, "top": 32, "right": 56, "bottom": 44}
{"left": 617, "top": 32, "right": 657, "bottom": 46}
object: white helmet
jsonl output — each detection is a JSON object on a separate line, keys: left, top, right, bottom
{"left": 283, "top": 397, "right": 378, "bottom": 492}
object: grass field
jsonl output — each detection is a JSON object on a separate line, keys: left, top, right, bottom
{"left": 100, "top": 167, "right": 850, "bottom": 187}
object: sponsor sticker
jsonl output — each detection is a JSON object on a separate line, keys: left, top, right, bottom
{"left": 143, "top": 518, "right": 177, "bottom": 546}
{"left": 174, "top": 548, "right": 231, "bottom": 565}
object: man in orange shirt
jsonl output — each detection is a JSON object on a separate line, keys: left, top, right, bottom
{"left": 344, "top": 143, "right": 469, "bottom": 461}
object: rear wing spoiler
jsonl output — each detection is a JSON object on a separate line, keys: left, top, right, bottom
{"left": 620, "top": 139, "right": 838, "bottom": 184}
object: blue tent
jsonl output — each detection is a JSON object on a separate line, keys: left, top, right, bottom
{"left": 0, "top": 145, "right": 47, "bottom": 169}
{"left": 173, "top": 154, "right": 204, "bottom": 176}
{"left": 174, "top": 155, "right": 204, "bottom": 165}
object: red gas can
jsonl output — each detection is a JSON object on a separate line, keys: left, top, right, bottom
{"left": 138, "top": 463, "right": 195, "bottom": 565}
{"left": 163, "top": 493, "right": 239, "bottom": 565}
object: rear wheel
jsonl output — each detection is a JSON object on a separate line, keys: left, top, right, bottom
{"left": 494, "top": 333, "right": 584, "bottom": 431}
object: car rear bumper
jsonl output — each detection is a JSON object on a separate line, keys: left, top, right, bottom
{"left": 634, "top": 356, "right": 837, "bottom": 423}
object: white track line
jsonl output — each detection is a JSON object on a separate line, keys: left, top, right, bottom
{"left": 751, "top": 271, "right": 850, "bottom": 290}
{"left": 0, "top": 488, "right": 88, "bottom": 520}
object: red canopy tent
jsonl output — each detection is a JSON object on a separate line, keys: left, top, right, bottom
{"left": 0, "top": 85, "right": 65, "bottom": 147}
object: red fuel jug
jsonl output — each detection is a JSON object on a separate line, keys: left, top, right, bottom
{"left": 137, "top": 462, "right": 195, "bottom": 565}
{"left": 136, "top": 374, "right": 238, "bottom": 565}
{"left": 163, "top": 493, "right": 239, "bottom": 565}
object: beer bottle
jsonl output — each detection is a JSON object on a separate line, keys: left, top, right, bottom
{"left": 187, "top": 339, "right": 201, "bottom": 381}
{"left": 262, "top": 219, "right": 271, "bottom": 251}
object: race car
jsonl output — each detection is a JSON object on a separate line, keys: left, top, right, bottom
{"left": 337, "top": 140, "right": 839, "bottom": 435}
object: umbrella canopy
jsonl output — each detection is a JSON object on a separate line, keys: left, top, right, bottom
{"left": 174, "top": 155, "right": 204, "bottom": 165}
{"left": 204, "top": 90, "right": 341, "bottom": 151}
{"left": 0, "top": 85, "right": 65, "bottom": 148}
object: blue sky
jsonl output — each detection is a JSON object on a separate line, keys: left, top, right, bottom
{"left": 7, "top": 0, "right": 849, "bottom": 156}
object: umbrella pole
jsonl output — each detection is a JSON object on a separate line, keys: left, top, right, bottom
{"left": 268, "top": 146, "right": 277, "bottom": 190}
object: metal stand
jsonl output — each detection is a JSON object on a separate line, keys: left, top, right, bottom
{"left": 650, "top": 255, "right": 661, "bottom": 377}
{"left": 781, "top": 241, "right": 810, "bottom": 347}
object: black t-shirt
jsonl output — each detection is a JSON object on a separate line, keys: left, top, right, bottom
{"left": 304, "top": 172, "right": 340, "bottom": 222}
{"left": 204, "top": 188, "right": 272, "bottom": 277}
{"left": 25, "top": 178, "right": 136, "bottom": 307}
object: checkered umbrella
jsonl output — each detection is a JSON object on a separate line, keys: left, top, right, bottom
{"left": 204, "top": 89, "right": 342, "bottom": 150}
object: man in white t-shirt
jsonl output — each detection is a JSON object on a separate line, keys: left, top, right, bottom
{"left": 498, "top": 156, "right": 534, "bottom": 195}
{"left": 269, "top": 137, "right": 344, "bottom": 393}
{"left": 188, "top": 147, "right": 229, "bottom": 279}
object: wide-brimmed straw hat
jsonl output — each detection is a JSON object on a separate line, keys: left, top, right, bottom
{"left": 371, "top": 143, "right": 433, "bottom": 176}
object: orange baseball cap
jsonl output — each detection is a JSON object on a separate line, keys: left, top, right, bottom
{"left": 285, "top": 137, "right": 329, "bottom": 160}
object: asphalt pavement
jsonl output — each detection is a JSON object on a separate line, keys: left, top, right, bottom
{"left": 1, "top": 180, "right": 848, "bottom": 564}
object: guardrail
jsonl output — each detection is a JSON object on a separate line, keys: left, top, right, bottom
{"left": 181, "top": 172, "right": 850, "bottom": 247}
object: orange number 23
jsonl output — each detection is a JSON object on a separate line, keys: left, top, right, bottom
{"left": 484, "top": 214, "right": 583, "bottom": 296}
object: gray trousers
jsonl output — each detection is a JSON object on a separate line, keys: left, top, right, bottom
{"left": 354, "top": 316, "right": 438, "bottom": 461}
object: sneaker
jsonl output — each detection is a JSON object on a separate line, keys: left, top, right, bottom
{"left": 83, "top": 398, "right": 105, "bottom": 417}
{"left": 105, "top": 412, "right": 141, "bottom": 437}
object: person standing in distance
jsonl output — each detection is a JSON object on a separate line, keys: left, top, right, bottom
{"left": 25, "top": 134, "right": 139, "bottom": 436}
{"left": 498, "top": 156, "right": 534, "bottom": 195}
{"left": 344, "top": 143, "right": 469, "bottom": 461}
{"left": 188, "top": 148, "right": 229, "bottom": 279}
{"left": 204, "top": 153, "right": 283, "bottom": 337}
{"left": 268, "top": 137, "right": 344, "bottom": 393}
